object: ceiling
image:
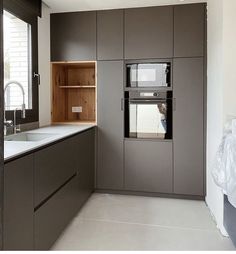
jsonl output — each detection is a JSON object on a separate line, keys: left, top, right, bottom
{"left": 43, "top": 0, "right": 207, "bottom": 13}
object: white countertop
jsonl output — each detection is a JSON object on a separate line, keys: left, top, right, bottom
{"left": 4, "top": 124, "right": 95, "bottom": 162}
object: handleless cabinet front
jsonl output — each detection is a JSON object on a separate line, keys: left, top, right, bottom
{"left": 174, "top": 3, "right": 206, "bottom": 57}
{"left": 125, "top": 140, "right": 173, "bottom": 193}
{"left": 173, "top": 58, "right": 204, "bottom": 196}
{"left": 35, "top": 175, "right": 80, "bottom": 250}
{"left": 97, "top": 9, "right": 124, "bottom": 60}
{"left": 76, "top": 128, "right": 95, "bottom": 205}
{"left": 97, "top": 61, "right": 124, "bottom": 190}
{"left": 124, "top": 6, "right": 173, "bottom": 59}
{"left": 34, "top": 137, "right": 77, "bottom": 206}
{"left": 4, "top": 155, "right": 34, "bottom": 250}
{"left": 51, "top": 11, "right": 96, "bottom": 61}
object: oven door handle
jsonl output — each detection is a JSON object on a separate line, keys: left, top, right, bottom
{"left": 128, "top": 99, "right": 170, "bottom": 103}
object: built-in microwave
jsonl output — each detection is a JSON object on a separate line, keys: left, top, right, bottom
{"left": 126, "top": 62, "right": 171, "bottom": 88}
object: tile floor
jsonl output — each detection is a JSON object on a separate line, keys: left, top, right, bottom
{"left": 52, "top": 193, "right": 235, "bottom": 251}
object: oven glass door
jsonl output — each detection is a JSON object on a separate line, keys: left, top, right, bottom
{"left": 127, "top": 63, "right": 171, "bottom": 88}
{"left": 127, "top": 99, "right": 172, "bottom": 139}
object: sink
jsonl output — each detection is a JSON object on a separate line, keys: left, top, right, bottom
{"left": 4, "top": 133, "right": 57, "bottom": 142}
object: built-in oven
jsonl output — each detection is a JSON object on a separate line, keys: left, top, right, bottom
{"left": 126, "top": 62, "right": 171, "bottom": 88}
{"left": 124, "top": 91, "right": 173, "bottom": 139}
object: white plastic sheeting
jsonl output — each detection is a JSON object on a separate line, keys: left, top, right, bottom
{"left": 212, "top": 118, "right": 236, "bottom": 208}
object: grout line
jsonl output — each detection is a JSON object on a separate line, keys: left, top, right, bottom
{"left": 78, "top": 216, "right": 218, "bottom": 233}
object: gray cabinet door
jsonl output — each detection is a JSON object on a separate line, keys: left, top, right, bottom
{"left": 173, "top": 58, "right": 204, "bottom": 196}
{"left": 4, "top": 155, "right": 34, "bottom": 250}
{"left": 51, "top": 11, "right": 96, "bottom": 61}
{"left": 125, "top": 140, "right": 173, "bottom": 193}
{"left": 34, "top": 175, "right": 80, "bottom": 250}
{"left": 124, "top": 6, "right": 173, "bottom": 59}
{"left": 34, "top": 137, "right": 77, "bottom": 206}
{"left": 97, "top": 10, "right": 124, "bottom": 60}
{"left": 174, "top": 3, "right": 206, "bottom": 57}
{"left": 76, "top": 129, "right": 95, "bottom": 204}
{"left": 97, "top": 61, "right": 124, "bottom": 190}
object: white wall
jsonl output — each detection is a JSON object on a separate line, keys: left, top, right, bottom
{"left": 38, "top": 3, "right": 51, "bottom": 127}
{"left": 223, "top": 0, "right": 236, "bottom": 121}
{"left": 207, "top": 0, "right": 236, "bottom": 236}
{"left": 206, "top": 0, "right": 225, "bottom": 235}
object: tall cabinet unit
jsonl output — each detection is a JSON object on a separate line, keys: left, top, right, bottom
{"left": 49, "top": 3, "right": 207, "bottom": 198}
{"left": 173, "top": 4, "right": 206, "bottom": 196}
{"left": 173, "top": 58, "right": 204, "bottom": 196}
{"left": 97, "top": 61, "right": 124, "bottom": 190}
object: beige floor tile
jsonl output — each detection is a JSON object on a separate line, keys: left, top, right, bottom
{"left": 79, "top": 193, "right": 217, "bottom": 230}
{"left": 52, "top": 218, "right": 235, "bottom": 251}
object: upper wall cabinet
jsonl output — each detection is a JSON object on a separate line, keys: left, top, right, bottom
{"left": 51, "top": 11, "right": 96, "bottom": 61}
{"left": 174, "top": 4, "right": 206, "bottom": 57}
{"left": 97, "top": 9, "right": 124, "bottom": 60}
{"left": 124, "top": 6, "right": 173, "bottom": 60}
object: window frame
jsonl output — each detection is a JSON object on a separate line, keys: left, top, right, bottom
{"left": 3, "top": 0, "right": 39, "bottom": 124}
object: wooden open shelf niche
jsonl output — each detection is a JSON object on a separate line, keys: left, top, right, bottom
{"left": 51, "top": 62, "right": 96, "bottom": 123}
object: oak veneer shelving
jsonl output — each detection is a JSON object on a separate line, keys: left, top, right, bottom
{"left": 51, "top": 62, "right": 96, "bottom": 124}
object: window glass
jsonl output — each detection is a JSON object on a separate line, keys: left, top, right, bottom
{"left": 3, "top": 10, "right": 32, "bottom": 110}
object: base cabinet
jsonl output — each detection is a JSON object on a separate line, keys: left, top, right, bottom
{"left": 125, "top": 140, "right": 173, "bottom": 193}
{"left": 3, "top": 128, "right": 95, "bottom": 251}
{"left": 34, "top": 175, "right": 80, "bottom": 250}
{"left": 34, "top": 136, "right": 78, "bottom": 206}
{"left": 3, "top": 155, "right": 34, "bottom": 250}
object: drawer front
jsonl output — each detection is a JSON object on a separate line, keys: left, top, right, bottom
{"left": 125, "top": 140, "right": 173, "bottom": 193}
{"left": 4, "top": 155, "right": 34, "bottom": 250}
{"left": 34, "top": 137, "right": 77, "bottom": 206}
{"left": 34, "top": 175, "right": 80, "bottom": 250}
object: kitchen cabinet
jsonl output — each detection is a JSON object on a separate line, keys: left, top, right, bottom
{"left": 173, "top": 58, "right": 204, "bottom": 196}
{"left": 34, "top": 136, "right": 78, "bottom": 206}
{"left": 3, "top": 128, "right": 95, "bottom": 250}
{"left": 76, "top": 128, "right": 95, "bottom": 205}
{"left": 4, "top": 155, "right": 34, "bottom": 250}
{"left": 174, "top": 3, "right": 206, "bottom": 57}
{"left": 50, "top": 11, "right": 96, "bottom": 61}
{"left": 35, "top": 176, "right": 80, "bottom": 250}
{"left": 35, "top": 175, "right": 80, "bottom": 250}
{"left": 124, "top": 140, "right": 173, "bottom": 193}
{"left": 124, "top": 6, "right": 173, "bottom": 60}
{"left": 97, "top": 9, "right": 124, "bottom": 60}
{"left": 34, "top": 128, "right": 95, "bottom": 250}
{"left": 97, "top": 61, "right": 124, "bottom": 190}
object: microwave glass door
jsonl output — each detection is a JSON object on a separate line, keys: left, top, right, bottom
{"left": 127, "top": 63, "right": 170, "bottom": 88}
{"left": 129, "top": 100, "right": 168, "bottom": 139}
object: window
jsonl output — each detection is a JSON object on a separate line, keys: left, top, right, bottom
{"left": 3, "top": 1, "right": 39, "bottom": 124}
{"left": 4, "top": 10, "right": 32, "bottom": 110}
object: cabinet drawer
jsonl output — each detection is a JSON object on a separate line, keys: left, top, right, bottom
{"left": 34, "top": 175, "right": 80, "bottom": 250}
{"left": 34, "top": 137, "right": 77, "bottom": 206}
{"left": 4, "top": 155, "right": 34, "bottom": 250}
{"left": 125, "top": 140, "right": 173, "bottom": 193}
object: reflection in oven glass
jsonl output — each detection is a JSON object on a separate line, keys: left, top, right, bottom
{"left": 130, "top": 102, "right": 167, "bottom": 139}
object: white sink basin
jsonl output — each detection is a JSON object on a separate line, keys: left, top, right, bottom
{"left": 4, "top": 133, "right": 57, "bottom": 142}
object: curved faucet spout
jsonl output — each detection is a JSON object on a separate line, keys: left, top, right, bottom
{"left": 4, "top": 80, "right": 26, "bottom": 120}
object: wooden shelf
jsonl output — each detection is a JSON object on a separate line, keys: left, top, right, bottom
{"left": 52, "top": 61, "right": 97, "bottom": 123}
{"left": 59, "top": 86, "right": 96, "bottom": 89}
